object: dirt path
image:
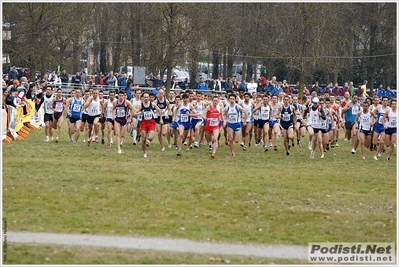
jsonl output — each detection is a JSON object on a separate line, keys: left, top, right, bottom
{"left": 7, "top": 231, "right": 308, "bottom": 260}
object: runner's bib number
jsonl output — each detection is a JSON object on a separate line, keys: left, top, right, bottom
{"left": 209, "top": 118, "right": 219, "bottom": 126}
{"left": 72, "top": 104, "right": 81, "bottom": 112}
{"left": 55, "top": 102, "right": 63, "bottom": 112}
{"left": 143, "top": 111, "right": 153, "bottom": 120}
{"left": 282, "top": 113, "right": 290, "bottom": 121}
{"left": 116, "top": 108, "right": 125, "bottom": 117}
{"left": 181, "top": 114, "right": 189, "bottom": 122}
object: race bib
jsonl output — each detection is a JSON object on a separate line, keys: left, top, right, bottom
{"left": 352, "top": 106, "right": 359, "bottom": 114}
{"left": 116, "top": 108, "right": 125, "bottom": 117}
{"left": 228, "top": 114, "right": 238, "bottom": 123}
{"left": 282, "top": 112, "right": 290, "bottom": 121}
{"left": 261, "top": 110, "right": 269, "bottom": 120}
{"left": 72, "top": 104, "right": 81, "bottom": 112}
{"left": 162, "top": 109, "right": 168, "bottom": 117}
{"left": 389, "top": 117, "right": 396, "bottom": 127}
{"left": 143, "top": 111, "right": 153, "bottom": 120}
{"left": 91, "top": 107, "right": 98, "bottom": 114}
{"left": 181, "top": 114, "right": 189, "bottom": 122}
{"left": 55, "top": 102, "right": 63, "bottom": 112}
{"left": 209, "top": 118, "right": 219, "bottom": 126}
{"left": 320, "top": 121, "right": 326, "bottom": 128}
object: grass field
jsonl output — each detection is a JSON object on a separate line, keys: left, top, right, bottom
{"left": 2, "top": 119, "right": 397, "bottom": 263}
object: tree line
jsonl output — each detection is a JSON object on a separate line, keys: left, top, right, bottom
{"left": 3, "top": 3, "right": 396, "bottom": 96}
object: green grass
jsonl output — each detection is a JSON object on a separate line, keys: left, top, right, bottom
{"left": 4, "top": 243, "right": 305, "bottom": 264}
{"left": 2, "top": 120, "right": 396, "bottom": 263}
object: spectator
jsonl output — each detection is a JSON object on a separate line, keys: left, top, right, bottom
{"left": 179, "top": 78, "right": 189, "bottom": 90}
{"left": 18, "top": 68, "right": 28, "bottom": 80}
{"left": 231, "top": 77, "right": 239, "bottom": 90}
{"left": 377, "top": 84, "right": 385, "bottom": 99}
{"left": 80, "top": 68, "right": 88, "bottom": 90}
{"left": 342, "top": 82, "right": 351, "bottom": 96}
{"left": 349, "top": 81, "right": 355, "bottom": 96}
{"left": 125, "top": 81, "right": 133, "bottom": 101}
{"left": 7, "top": 79, "right": 20, "bottom": 92}
{"left": 385, "top": 87, "right": 396, "bottom": 99}
{"left": 197, "top": 77, "right": 208, "bottom": 92}
{"left": 8, "top": 66, "right": 18, "bottom": 81}
{"left": 171, "top": 76, "right": 178, "bottom": 90}
{"left": 239, "top": 80, "right": 247, "bottom": 92}
{"left": 96, "top": 72, "right": 103, "bottom": 85}
{"left": 303, "top": 86, "right": 310, "bottom": 96}
{"left": 332, "top": 83, "right": 343, "bottom": 97}
{"left": 292, "top": 82, "right": 299, "bottom": 95}
{"left": 60, "top": 69, "right": 69, "bottom": 89}
{"left": 361, "top": 80, "right": 369, "bottom": 98}
{"left": 106, "top": 71, "right": 117, "bottom": 89}
{"left": 224, "top": 77, "right": 232, "bottom": 90}
{"left": 247, "top": 78, "right": 257, "bottom": 94}
{"left": 148, "top": 73, "right": 165, "bottom": 88}
{"left": 71, "top": 71, "right": 81, "bottom": 89}
{"left": 259, "top": 75, "right": 267, "bottom": 92}
{"left": 311, "top": 81, "right": 320, "bottom": 94}
{"left": 355, "top": 85, "right": 363, "bottom": 98}
{"left": 283, "top": 85, "right": 292, "bottom": 95}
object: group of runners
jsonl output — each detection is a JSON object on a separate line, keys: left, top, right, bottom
{"left": 37, "top": 85, "right": 397, "bottom": 160}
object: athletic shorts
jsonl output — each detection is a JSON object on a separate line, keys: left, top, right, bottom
{"left": 228, "top": 122, "right": 242, "bottom": 132}
{"left": 359, "top": 128, "right": 372, "bottom": 136}
{"left": 168, "top": 115, "right": 174, "bottom": 124}
{"left": 310, "top": 127, "right": 322, "bottom": 134}
{"left": 269, "top": 120, "right": 279, "bottom": 128}
{"left": 328, "top": 123, "right": 332, "bottom": 132}
{"left": 115, "top": 117, "right": 128, "bottom": 127}
{"left": 155, "top": 116, "right": 168, "bottom": 124}
{"left": 321, "top": 129, "right": 329, "bottom": 134}
{"left": 178, "top": 122, "right": 191, "bottom": 131}
{"left": 345, "top": 121, "right": 355, "bottom": 131}
{"left": 106, "top": 118, "right": 114, "bottom": 124}
{"left": 257, "top": 119, "right": 269, "bottom": 129}
{"left": 44, "top": 113, "right": 53, "bottom": 122}
{"left": 280, "top": 122, "right": 293, "bottom": 130}
{"left": 385, "top": 127, "right": 396, "bottom": 135}
{"left": 140, "top": 119, "right": 156, "bottom": 132}
{"left": 191, "top": 118, "right": 203, "bottom": 129}
{"left": 205, "top": 125, "right": 219, "bottom": 134}
{"left": 253, "top": 119, "right": 259, "bottom": 128}
{"left": 373, "top": 124, "right": 385, "bottom": 134}
{"left": 87, "top": 114, "right": 100, "bottom": 124}
{"left": 69, "top": 117, "right": 81, "bottom": 124}
{"left": 81, "top": 113, "right": 88, "bottom": 123}
{"left": 171, "top": 121, "right": 178, "bottom": 130}
{"left": 99, "top": 114, "right": 106, "bottom": 124}
{"left": 53, "top": 112, "right": 63, "bottom": 120}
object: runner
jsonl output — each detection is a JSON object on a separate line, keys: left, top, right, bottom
{"left": 354, "top": 101, "right": 376, "bottom": 160}
{"left": 134, "top": 92, "right": 164, "bottom": 158}
{"left": 83, "top": 88, "right": 102, "bottom": 146}
{"left": 130, "top": 87, "right": 142, "bottom": 145}
{"left": 252, "top": 94, "right": 271, "bottom": 152}
{"left": 268, "top": 94, "right": 281, "bottom": 151}
{"left": 98, "top": 90, "right": 106, "bottom": 144}
{"left": 66, "top": 89, "right": 75, "bottom": 142}
{"left": 104, "top": 90, "right": 117, "bottom": 147}
{"left": 65, "top": 88, "right": 83, "bottom": 145}
{"left": 49, "top": 88, "right": 66, "bottom": 143}
{"left": 36, "top": 85, "right": 54, "bottom": 142}
{"left": 381, "top": 98, "right": 397, "bottom": 161}
{"left": 174, "top": 93, "right": 198, "bottom": 156}
{"left": 292, "top": 95, "right": 305, "bottom": 148}
{"left": 170, "top": 95, "right": 181, "bottom": 149}
{"left": 371, "top": 96, "right": 389, "bottom": 160}
{"left": 305, "top": 97, "right": 327, "bottom": 159}
{"left": 202, "top": 94, "right": 224, "bottom": 158}
{"left": 191, "top": 91, "right": 206, "bottom": 148}
{"left": 342, "top": 95, "right": 360, "bottom": 154}
{"left": 167, "top": 90, "right": 176, "bottom": 147}
{"left": 224, "top": 93, "right": 248, "bottom": 157}
{"left": 112, "top": 90, "right": 135, "bottom": 154}
{"left": 278, "top": 95, "right": 296, "bottom": 156}
{"left": 153, "top": 88, "right": 170, "bottom": 151}
{"left": 240, "top": 93, "right": 254, "bottom": 150}
{"left": 369, "top": 96, "right": 381, "bottom": 151}
{"left": 253, "top": 95, "right": 262, "bottom": 146}
{"left": 80, "top": 90, "right": 90, "bottom": 143}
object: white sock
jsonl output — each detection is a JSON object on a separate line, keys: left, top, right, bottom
{"left": 133, "top": 129, "right": 137, "bottom": 141}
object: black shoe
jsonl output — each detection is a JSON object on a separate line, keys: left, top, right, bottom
{"left": 101, "top": 138, "right": 104, "bottom": 145}
{"left": 286, "top": 151, "right": 290, "bottom": 156}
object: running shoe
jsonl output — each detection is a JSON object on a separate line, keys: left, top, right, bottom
{"left": 362, "top": 156, "right": 366, "bottom": 161}
{"left": 225, "top": 141, "right": 229, "bottom": 146}
{"left": 264, "top": 146, "right": 268, "bottom": 152}
{"left": 45, "top": 136, "right": 49, "bottom": 142}
{"left": 194, "top": 142, "right": 198, "bottom": 148}
{"left": 143, "top": 153, "right": 147, "bottom": 158}
{"left": 168, "top": 144, "right": 172, "bottom": 148}
{"left": 387, "top": 157, "right": 390, "bottom": 161}
{"left": 55, "top": 137, "right": 59, "bottom": 143}
{"left": 335, "top": 142, "right": 339, "bottom": 147}
{"left": 321, "top": 154, "right": 324, "bottom": 159}
{"left": 101, "top": 138, "right": 104, "bottom": 144}
{"left": 231, "top": 152, "right": 235, "bottom": 157}
{"left": 133, "top": 141, "right": 137, "bottom": 146}
{"left": 373, "top": 155, "right": 378, "bottom": 161}
{"left": 83, "top": 139, "right": 86, "bottom": 143}
{"left": 286, "top": 151, "right": 290, "bottom": 156}
{"left": 274, "top": 146, "right": 278, "bottom": 151}
{"left": 118, "top": 149, "right": 122, "bottom": 154}
{"left": 243, "top": 145, "right": 247, "bottom": 151}
{"left": 161, "top": 147, "right": 165, "bottom": 151}
{"left": 326, "top": 144, "right": 329, "bottom": 151}
{"left": 51, "top": 136, "right": 54, "bottom": 141}
{"left": 211, "top": 153, "right": 215, "bottom": 159}
{"left": 146, "top": 140, "right": 150, "bottom": 147}
{"left": 240, "top": 142, "right": 244, "bottom": 147}
{"left": 269, "top": 141, "right": 273, "bottom": 147}
{"left": 310, "top": 150, "right": 315, "bottom": 159}
{"left": 87, "top": 139, "right": 91, "bottom": 146}
{"left": 70, "top": 139, "right": 74, "bottom": 143}
{"left": 248, "top": 142, "right": 251, "bottom": 147}
{"left": 177, "top": 151, "right": 182, "bottom": 156}
{"left": 377, "top": 152, "right": 382, "bottom": 157}
{"left": 351, "top": 148, "right": 356, "bottom": 154}
{"left": 183, "top": 141, "right": 187, "bottom": 146}
{"left": 308, "top": 142, "right": 312, "bottom": 150}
